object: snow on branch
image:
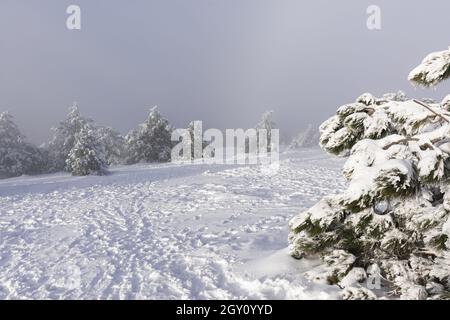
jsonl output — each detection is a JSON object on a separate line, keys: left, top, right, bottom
{"left": 290, "top": 89, "right": 450, "bottom": 299}
{"left": 408, "top": 46, "right": 450, "bottom": 87}
{"left": 413, "top": 99, "right": 450, "bottom": 123}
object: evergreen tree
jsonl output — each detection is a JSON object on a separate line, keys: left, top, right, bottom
{"left": 66, "top": 124, "right": 107, "bottom": 176}
{"left": 409, "top": 46, "right": 450, "bottom": 87}
{"left": 289, "top": 124, "right": 320, "bottom": 149}
{"left": 187, "top": 121, "right": 203, "bottom": 160}
{"left": 96, "top": 126, "right": 126, "bottom": 165}
{"left": 255, "top": 111, "right": 276, "bottom": 152}
{"left": 0, "top": 112, "right": 26, "bottom": 178}
{"left": 126, "top": 106, "right": 173, "bottom": 164}
{"left": 289, "top": 48, "right": 450, "bottom": 299}
{"left": 0, "top": 112, "right": 47, "bottom": 178}
{"left": 47, "top": 103, "right": 93, "bottom": 171}
{"left": 20, "top": 143, "right": 49, "bottom": 176}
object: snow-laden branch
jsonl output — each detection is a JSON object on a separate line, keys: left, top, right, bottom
{"left": 413, "top": 99, "right": 450, "bottom": 123}
{"left": 408, "top": 46, "right": 450, "bottom": 87}
{"left": 290, "top": 90, "right": 450, "bottom": 299}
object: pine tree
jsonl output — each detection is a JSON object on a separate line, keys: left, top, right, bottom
{"left": 409, "top": 46, "right": 450, "bottom": 87}
{"left": 0, "top": 112, "right": 47, "bottom": 178}
{"left": 126, "top": 106, "right": 173, "bottom": 164}
{"left": 0, "top": 112, "right": 26, "bottom": 178}
{"left": 289, "top": 124, "right": 320, "bottom": 149}
{"left": 66, "top": 124, "right": 107, "bottom": 176}
{"left": 187, "top": 121, "right": 203, "bottom": 160}
{"left": 47, "top": 103, "right": 93, "bottom": 171}
{"left": 288, "top": 48, "right": 450, "bottom": 299}
{"left": 20, "top": 143, "right": 49, "bottom": 176}
{"left": 255, "top": 111, "right": 276, "bottom": 152}
{"left": 96, "top": 126, "right": 126, "bottom": 165}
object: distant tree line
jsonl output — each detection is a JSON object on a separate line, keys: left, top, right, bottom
{"left": 0, "top": 104, "right": 278, "bottom": 178}
{"left": 0, "top": 104, "right": 174, "bottom": 178}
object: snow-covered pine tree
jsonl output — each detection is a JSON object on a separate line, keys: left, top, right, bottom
{"left": 0, "top": 112, "right": 47, "bottom": 178}
{"left": 408, "top": 46, "right": 450, "bottom": 87}
{"left": 126, "top": 106, "right": 173, "bottom": 164}
{"left": 289, "top": 124, "right": 320, "bottom": 149}
{"left": 288, "top": 48, "right": 450, "bottom": 300}
{"left": 256, "top": 110, "right": 276, "bottom": 152}
{"left": 187, "top": 121, "right": 203, "bottom": 160}
{"left": 47, "top": 103, "right": 93, "bottom": 171}
{"left": 96, "top": 126, "right": 126, "bottom": 165}
{"left": 66, "top": 124, "right": 107, "bottom": 176}
{"left": 20, "top": 143, "right": 49, "bottom": 176}
{"left": 0, "top": 111, "right": 26, "bottom": 178}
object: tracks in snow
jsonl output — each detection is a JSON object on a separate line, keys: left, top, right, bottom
{"left": 0, "top": 149, "right": 345, "bottom": 299}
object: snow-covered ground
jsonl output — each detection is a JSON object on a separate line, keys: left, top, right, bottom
{"left": 0, "top": 148, "right": 346, "bottom": 300}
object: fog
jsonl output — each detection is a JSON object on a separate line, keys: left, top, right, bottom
{"left": 1, "top": 0, "right": 450, "bottom": 144}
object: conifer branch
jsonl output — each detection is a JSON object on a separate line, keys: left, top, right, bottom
{"left": 413, "top": 99, "right": 450, "bottom": 123}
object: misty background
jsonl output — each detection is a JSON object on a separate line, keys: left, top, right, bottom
{"left": 1, "top": 0, "right": 450, "bottom": 144}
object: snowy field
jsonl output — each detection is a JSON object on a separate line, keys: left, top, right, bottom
{"left": 0, "top": 148, "right": 346, "bottom": 300}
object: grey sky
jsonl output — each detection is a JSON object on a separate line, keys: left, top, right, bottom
{"left": 1, "top": 0, "right": 450, "bottom": 144}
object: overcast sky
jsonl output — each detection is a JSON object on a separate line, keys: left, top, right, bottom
{"left": 1, "top": 0, "right": 450, "bottom": 144}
